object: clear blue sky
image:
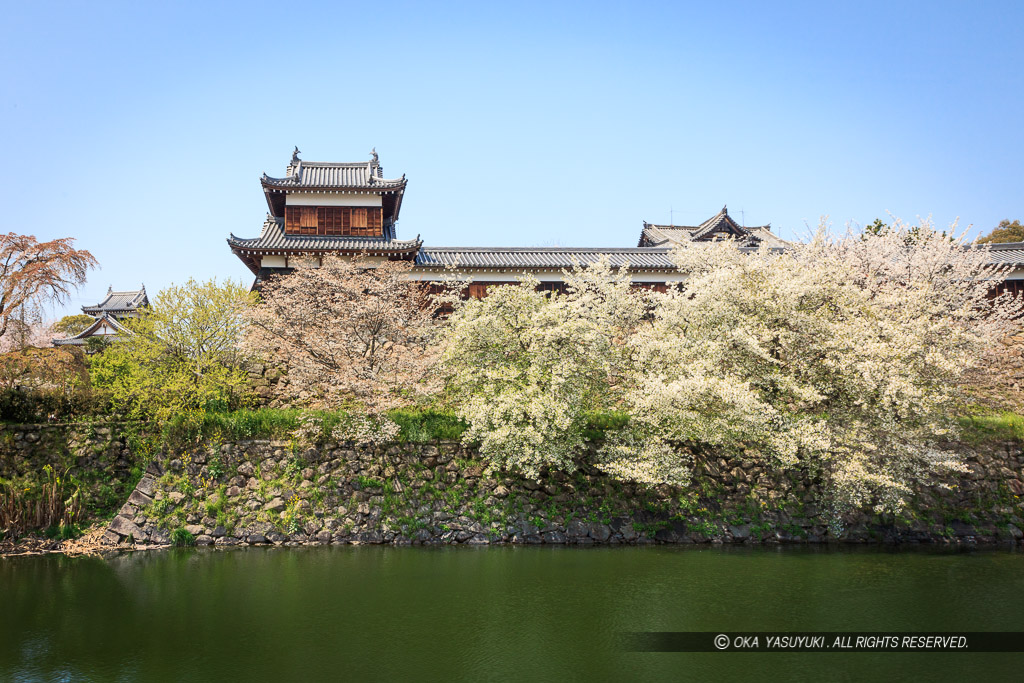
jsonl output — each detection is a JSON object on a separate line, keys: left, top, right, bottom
{"left": 3, "top": 1, "right": 1022, "bottom": 318}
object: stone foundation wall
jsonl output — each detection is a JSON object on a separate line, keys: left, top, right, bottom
{"left": 245, "top": 360, "right": 290, "bottom": 407}
{"left": 104, "top": 438, "right": 1024, "bottom": 548}
{"left": 961, "top": 331, "right": 1024, "bottom": 412}
{"left": 0, "top": 422, "right": 143, "bottom": 520}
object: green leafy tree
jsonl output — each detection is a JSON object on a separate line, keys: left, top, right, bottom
{"left": 864, "top": 218, "right": 889, "bottom": 236}
{"left": 52, "top": 314, "right": 95, "bottom": 337}
{"left": 977, "top": 219, "right": 1024, "bottom": 244}
{"left": 864, "top": 217, "right": 948, "bottom": 244}
{"left": 90, "top": 278, "right": 258, "bottom": 422}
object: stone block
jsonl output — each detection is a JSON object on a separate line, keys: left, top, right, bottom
{"left": 108, "top": 515, "right": 143, "bottom": 539}
{"left": 136, "top": 476, "right": 156, "bottom": 497}
{"left": 127, "top": 490, "right": 153, "bottom": 507}
{"left": 542, "top": 530, "right": 567, "bottom": 544}
{"left": 263, "top": 497, "right": 286, "bottom": 512}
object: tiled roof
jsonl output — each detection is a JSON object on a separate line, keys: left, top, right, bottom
{"left": 640, "top": 206, "right": 790, "bottom": 249}
{"left": 81, "top": 287, "right": 148, "bottom": 315}
{"left": 228, "top": 216, "right": 422, "bottom": 253}
{"left": 53, "top": 314, "right": 129, "bottom": 346}
{"left": 974, "top": 242, "right": 1024, "bottom": 267}
{"left": 262, "top": 159, "right": 406, "bottom": 191}
{"left": 415, "top": 247, "right": 677, "bottom": 270}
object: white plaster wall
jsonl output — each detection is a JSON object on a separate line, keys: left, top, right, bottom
{"left": 260, "top": 254, "right": 391, "bottom": 269}
{"left": 286, "top": 192, "right": 382, "bottom": 207}
{"left": 261, "top": 255, "right": 287, "bottom": 268}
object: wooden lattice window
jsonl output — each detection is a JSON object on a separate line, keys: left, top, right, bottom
{"left": 285, "top": 205, "right": 384, "bottom": 236}
{"left": 317, "top": 207, "right": 350, "bottom": 235}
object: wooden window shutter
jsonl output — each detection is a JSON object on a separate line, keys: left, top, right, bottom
{"left": 352, "top": 206, "right": 368, "bottom": 233}
{"left": 300, "top": 207, "right": 317, "bottom": 228}
{"left": 352, "top": 208, "right": 368, "bottom": 230}
{"left": 285, "top": 207, "right": 300, "bottom": 234}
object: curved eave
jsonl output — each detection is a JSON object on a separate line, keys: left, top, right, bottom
{"left": 226, "top": 234, "right": 422, "bottom": 250}
{"left": 228, "top": 243, "right": 423, "bottom": 255}
{"left": 260, "top": 179, "right": 408, "bottom": 192}
{"left": 53, "top": 314, "right": 128, "bottom": 345}
{"left": 227, "top": 236, "right": 423, "bottom": 274}
{"left": 261, "top": 181, "right": 407, "bottom": 215}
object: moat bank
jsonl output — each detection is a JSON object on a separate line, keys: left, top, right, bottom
{"left": 2, "top": 546, "right": 1023, "bottom": 681}
{"left": 1, "top": 423, "right": 1023, "bottom": 548}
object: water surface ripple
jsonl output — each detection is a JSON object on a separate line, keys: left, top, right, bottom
{"left": 1, "top": 545, "right": 1022, "bottom": 681}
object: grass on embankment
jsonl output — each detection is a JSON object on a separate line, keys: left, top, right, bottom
{"left": 161, "top": 407, "right": 637, "bottom": 445}
{"left": 956, "top": 411, "right": 1024, "bottom": 445}
{"left": 163, "top": 407, "right": 470, "bottom": 444}
{"left": 163, "top": 407, "right": 1024, "bottom": 446}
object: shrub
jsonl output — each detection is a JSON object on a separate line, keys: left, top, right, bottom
{"left": 0, "top": 465, "right": 83, "bottom": 538}
{"left": 170, "top": 527, "right": 196, "bottom": 547}
{"left": 0, "top": 387, "right": 106, "bottom": 423}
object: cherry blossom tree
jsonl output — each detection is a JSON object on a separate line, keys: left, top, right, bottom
{"left": 611, "top": 218, "right": 1022, "bottom": 514}
{"left": 442, "top": 220, "right": 1021, "bottom": 517}
{"left": 245, "top": 255, "right": 444, "bottom": 410}
{"left": 0, "top": 233, "right": 97, "bottom": 343}
{"left": 440, "top": 258, "right": 646, "bottom": 477}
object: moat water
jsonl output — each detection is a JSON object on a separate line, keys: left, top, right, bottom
{"left": 1, "top": 546, "right": 1022, "bottom": 681}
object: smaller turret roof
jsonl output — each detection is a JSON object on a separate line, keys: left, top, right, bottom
{"left": 53, "top": 314, "right": 129, "bottom": 346}
{"left": 81, "top": 287, "right": 148, "bottom": 316}
{"left": 261, "top": 148, "right": 406, "bottom": 191}
{"left": 639, "top": 206, "right": 790, "bottom": 249}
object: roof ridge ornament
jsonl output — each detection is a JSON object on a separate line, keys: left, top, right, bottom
{"left": 291, "top": 146, "right": 301, "bottom": 164}
{"left": 370, "top": 147, "right": 378, "bottom": 165}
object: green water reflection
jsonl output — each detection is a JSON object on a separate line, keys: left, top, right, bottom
{"left": 1, "top": 546, "right": 1022, "bottom": 681}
